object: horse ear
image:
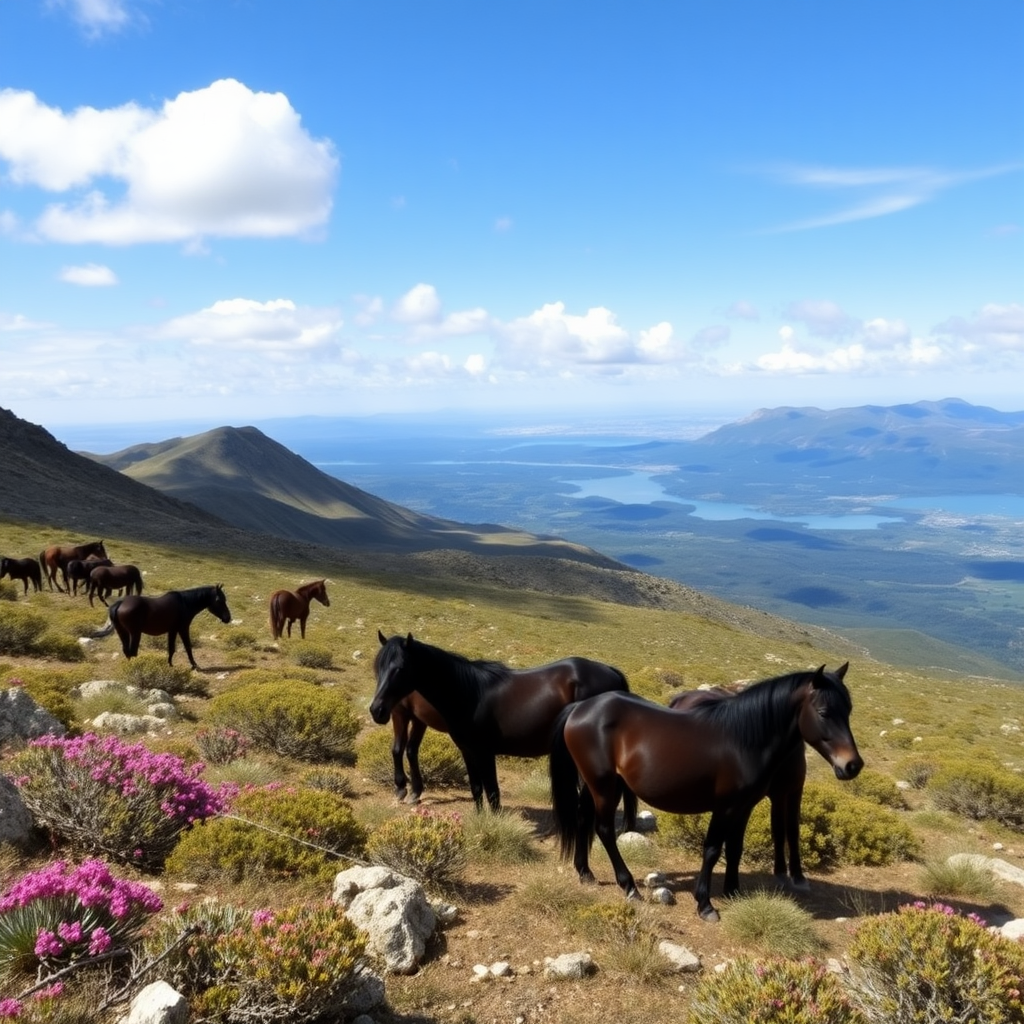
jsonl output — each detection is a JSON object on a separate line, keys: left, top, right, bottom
{"left": 405, "top": 632, "right": 413, "bottom": 647}
{"left": 378, "top": 629, "right": 387, "bottom": 646}
{"left": 835, "top": 661, "right": 849, "bottom": 680}
{"left": 811, "top": 664, "right": 827, "bottom": 687}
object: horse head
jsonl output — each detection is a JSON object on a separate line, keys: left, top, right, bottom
{"left": 369, "top": 631, "right": 416, "bottom": 724}
{"left": 210, "top": 584, "right": 233, "bottom": 624}
{"left": 797, "top": 662, "right": 863, "bottom": 781}
{"left": 315, "top": 579, "right": 330, "bottom": 606}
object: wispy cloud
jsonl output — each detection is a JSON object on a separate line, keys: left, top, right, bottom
{"left": 758, "top": 161, "right": 1022, "bottom": 232}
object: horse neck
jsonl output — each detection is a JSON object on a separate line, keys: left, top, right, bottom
{"left": 297, "top": 583, "right": 319, "bottom": 601}
{"left": 704, "top": 673, "right": 807, "bottom": 757}
{"left": 178, "top": 587, "right": 215, "bottom": 619}
{"left": 402, "top": 642, "right": 487, "bottom": 721}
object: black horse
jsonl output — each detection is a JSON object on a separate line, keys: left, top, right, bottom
{"left": 550, "top": 664, "right": 862, "bottom": 921}
{"left": 370, "top": 631, "right": 635, "bottom": 813}
{"left": 106, "top": 585, "right": 232, "bottom": 670}
{"left": 0, "top": 556, "right": 43, "bottom": 594}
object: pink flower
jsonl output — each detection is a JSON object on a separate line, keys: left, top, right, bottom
{"left": 34, "top": 930, "right": 64, "bottom": 958}
{"left": 0, "top": 998, "right": 23, "bottom": 1019}
{"left": 88, "top": 927, "right": 112, "bottom": 956}
{"left": 33, "top": 983, "right": 64, "bottom": 1001}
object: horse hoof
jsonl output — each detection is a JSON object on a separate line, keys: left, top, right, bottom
{"left": 395, "top": 789, "right": 407, "bottom": 802}
{"left": 626, "top": 888, "right": 643, "bottom": 903}
{"left": 579, "top": 871, "right": 597, "bottom": 886}
{"left": 699, "top": 907, "right": 721, "bottom": 923}
{"left": 405, "top": 794, "right": 421, "bottom": 806}
{"left": 789, "top": 878, "right": 811, "bottom": 892}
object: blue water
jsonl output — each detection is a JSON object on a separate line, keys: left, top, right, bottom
{"left": 882, "top": 494, "right": 1024, "bottom": 518}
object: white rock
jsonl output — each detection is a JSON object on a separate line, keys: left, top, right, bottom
{"left": 644, "top": 872, "right": 666, "bottom": 888}
{"left": 543, "top": 952, "right": 596, "bottom": 979}
{"left": 472, "top": 964, "right": 490, "bottom": 979}
{"left": 490, "top": 961, "right": 513, "bottom": 977}
{"left": 0, "top": 688, "right": 65, "bottom": 744}
{"left": 999, "top": 918, "right": 1024, "bottom": 941}
{"left": 651, "top": 887, "right": 676, "bottom": 905}
{"left": 618, "top": 831, "right": 653, "bottom": 848}
{"left": 634, "top": 810, "right": 658, "bottom": 833}
{"left": 658, "top": 941, "right": 700, "bottom": 973}
{"left": 0, "top": 775, "right": 33, "bottom": 848}
{"left": 117, "top": 981, "right": 188, "bottom": 1024}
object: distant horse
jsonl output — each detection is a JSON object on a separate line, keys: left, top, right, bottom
{"left": 269, "top": 579, "right": 330, "bottom": 639}
{"left": 87, "top": 564, "right": 144, "bottom": 607}
{"left": 0, "top": 556, "right": 43, "bottom": 594}
{"left": 107, "top": 584, "right": 232, "bottom": 669}
{"left": 550, "top": 664, "right": 862, "bottom": 921}
{"left": 66, "top": 557, "right": 113, "bottom": 597}
{"left": 670, "top": 685, "right": 808, "bottom": 889}
{"left": 371, "top": 631, "right": 636, "bottom": 813}
{"left": 39, "top": 540, "right": 107, "bottom": 593}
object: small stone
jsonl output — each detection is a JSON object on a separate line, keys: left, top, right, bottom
{"left": 652, "top": 887, "right": 676, "bottom": 905}
{"left": 658, "top": 941, "right": 700, "bottom": 973}
{"left": 644, "top": 872, "right": 666, "bottom": 888}
{"left": 472, "top": 964, "right": 490, "bottom": 979}
{"left": 490, "top": 961, "right": 513, "bottom": 977}
{"left": 635, "top": 810, "right": 658, "bottom": 833}
{"left": 993, "top": 842, "right": 1004, "bottom": 851}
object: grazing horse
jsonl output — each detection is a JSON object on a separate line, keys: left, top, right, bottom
{"left": 87, "top": 564, "right": 144, "bottom": 607}
{"left": 66, "top": 557, "right": 113, "bottom": 596}
{"left": 670, "top": 685, "right": 808, "bottom": 889}
{"left": 0, "top": 556, "right": 43, "bottom": 594}
{"left": 39, "top": 540, "right": 107, "bottom": 593}
{"left": 107, "top": 584, "right": 232, "bottom": 670}
{"left": 550, "top": 664, "right": 862, "bottom": 921}
{"left": 370, "top": 631, "right": 636, "bottom": 814}
{"left": 269, "top": 579, "right": 330, "bottom": 639}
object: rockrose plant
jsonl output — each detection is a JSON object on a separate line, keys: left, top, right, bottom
{"left": 12, "top": 733, "right": 224, "bottom": 870}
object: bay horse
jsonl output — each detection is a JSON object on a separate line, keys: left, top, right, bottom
{"left": 39, "top": 540, "right": 107, "bottom": 593}
{"left": 67, "top": 557, "right": 113, "bottom": 596}
{"left": 269, "top": 579, "right": 330, "bottom": 639}
{"left": 0, "top": 556, "right": 43, "bottom": 594}
{"left": 670, "top": 685, "right": 808, "bottom": 889}
{"left": 107, "top": 584, "right": 232, "bottom": 670}
{"left": 87, "top": 564, "right": 144, "bottom": 607}
{"left": 389, "top": 691, "right": 455, "bottom": 803}
{"left": 371, "top": 631, "right": 637, "bottom": 815}
{"left": 550, "top": 664, "right": 862, "bottom": 921}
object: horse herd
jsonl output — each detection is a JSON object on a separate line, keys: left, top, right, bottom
{"left": 3, "top": 539, "right": 865, "bottom": 920}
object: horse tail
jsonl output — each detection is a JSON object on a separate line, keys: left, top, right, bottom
{"left": 89, "top": 601, "right": 119, "bottom": 639}
{"left": 38, "top": 551, "right": 50, "bottom": 589}
{"left": 618, "top": 780, "right": 639, "bottom": 833}
{"left": 269, "top": 594, "right": 279, "bottom": 638}
{"left": 549, "top": 704, "right": 583, "bottom": 862}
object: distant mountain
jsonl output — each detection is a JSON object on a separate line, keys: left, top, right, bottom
{"left": 87, "top": 424, "right": 624, "bottom": 565}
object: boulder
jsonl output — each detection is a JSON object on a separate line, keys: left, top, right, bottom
{"left": 0, "top": 774, "right": 34, "bottom": 847}
{"left": 332, "top": 865, "right": 436, "bottom": 974}
{"left": 0, "top": 688, "right": 65, "bottom": 745}
{"left": 543, "top": 952, "right": 596, "bottom": 979}
{"left": 117, "top": 981, "right": 188, "bottom": 1024}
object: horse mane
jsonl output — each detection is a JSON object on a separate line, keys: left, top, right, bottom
{"left": 375, "top": 635, "right": 512, "bottom": 691}
{"left": 685, "top": 668, "right": 851, "bottom": 748}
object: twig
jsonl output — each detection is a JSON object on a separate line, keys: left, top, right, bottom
{"left": 97, "top": 924, "right": 200, "bottom": 1012}
{"left": 217, "top": 812, "right": 370, "bottom": 867}
{"left": 15, "top": 948, "right": 129, "bottom": 1001}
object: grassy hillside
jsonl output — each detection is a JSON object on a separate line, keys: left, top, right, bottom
{"left": 2, "top": 516, "right": 1023, "bottom": 1022}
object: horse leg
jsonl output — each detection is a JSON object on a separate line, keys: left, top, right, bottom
{"left": 462, "top": 751, "right": 486, "bottom": 812}
{"left": 391, "top": 715, "right": 410, "bottom": 801}
{"left": 178, "top": 629, "right": 199, "bottom": 670}
{"left": 592, "top": 782, "right": 640, "bottom": 899}
{"left": 299, "top": 615, "right": 307, "bottom": 639}
{"left": 770, "top": 794, "right": 788, "bottom": 880}
{"left": 573, "top": 784, "right": 596, "bottom": 883}
{"left": 405, "top": 717, "right": 428, "bottom": 803}
{"left": 481, "top": 755, "right": 501, "bottom": 812}
{"left": 721, "top": 807, "right": 754, "bottom": 900}
{"left": 785, "top": 787, "right": 808, "bottom": 890}
{"left": 695, "top": 812, "right": 729, "bottom": 922}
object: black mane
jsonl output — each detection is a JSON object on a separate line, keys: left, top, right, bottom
{"left": 375, "top": 635, "right": 511, "bottom": 692}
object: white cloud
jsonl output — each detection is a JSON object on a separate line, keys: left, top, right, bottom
{"left": 50, "top": 0, "right": 132, "bottom": 37}
{"left": 784, "top": 299, "right": 859, "bottom": 338}
{"left": 59, "top": 262, "right": 118, "bottom": 286}
{"left": 638, "top": 322, "right": 676, "bottom": 361}
{"left": 353, "top": 295, "right": 384, "bottom": 327}
{"left": 862, "top": 317, "right": 911, "bottom": 348}
{"left": 156, "top": 297, "right": 342, "bottom": 354}
{"left": 933, "top": 303, "right": 1024, "bottom": 351}
{"left": 0, "top": 80, "right": 337, "bottom": 244}
{"left": 464, "top": 353, "right": 487, "bottom": 376}
{"left": 392, "top": 283, "right": 442, "bottom": 324}
{"left": 496, "top": 302, "right": 639, "bottom": 367}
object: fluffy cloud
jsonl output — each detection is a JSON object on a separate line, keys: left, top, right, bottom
{"left": 59, "top": 262, "right": 118, "bottom": 286}
{"left": 784, "top": 299, "right": 859, "bottom": 338}
{"left": 933, "top": 304, "right": 1024, "bottom": 351}
{"left": 392, "top": 283, "right": 442, "bottom": 324}
{"left": 156, "top": 297, "right": 342, "bottom": 354}
{"left": 0, "top": 79, "right": 337, "bottom": 244}
{"left": 50, "top": 0, "right": 132, "bottom": 37}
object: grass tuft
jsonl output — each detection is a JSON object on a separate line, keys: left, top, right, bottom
{"left": 721, "top": 889, "right": 820, "bottom": 957}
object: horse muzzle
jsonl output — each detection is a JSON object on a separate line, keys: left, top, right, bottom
{"left": 369, "top": 699, "right": 390, "bottom": 725}
{"left": 832, "top": 754, "right": 864, "bottom": 781}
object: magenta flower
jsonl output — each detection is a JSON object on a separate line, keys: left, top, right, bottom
{"left": 0, "top": 998, "right": 23, "bottom": 1019}
{"left": 88, "top": 927, "right": 112, "bottom": 956}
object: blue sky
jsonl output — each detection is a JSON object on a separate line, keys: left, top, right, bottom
{"left": 1, "top": 0, "right": 1022, "bottom": 428}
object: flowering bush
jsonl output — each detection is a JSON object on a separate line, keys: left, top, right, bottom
{"left": 10, "top": 733, "right": 224, "bottom": 870}
{"left": 848, "top": 901, "right": 1024, "bottom": 1024}
{"left": 195, "top": 727, "right": 251, "bottom": 766}
{"left": 688, "top": 956, "right": 866, "bottom": 1024}
{"left": 0, "top": 859, "right": 162, "bottom": 982}
{"left": 144, "top": 902, "right": 368, "bottom": 1023}
{"left": 365, "top": 807, "right": 466, "bottom": 890}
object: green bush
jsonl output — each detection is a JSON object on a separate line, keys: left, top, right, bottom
{"left": 0, "top": 605, "right": 46, "bottom": 655}
{"left": 0, "top": 580, "right": 18, "bottom": 602}
{"left": 848, "top": 769, "right": 907, "bottom": 809}
{"left": 30, "top": 632, "right": 85, "bottom": 663}
{"left": 365, "top": 807, "right": 466, "bottom": 891}
{"left": 848, "top": 902, "right": 1024, "bottom": 1023}
{"left": 929, "top": 759, "right": 1024, "bottom": 831}
{"left": 688, "top": 957, "right": 866, "bottom": 1024}
{"left": 463, "top": 809, "right": 539, "bottom": 864}
{"left": 206, "top": 682, "right": 359, "bottom": 762}
{"left": 721, "top": 890, "right": 820, "bottom": 957}
{"left": 222, "top": 628, "right": 258, "bottom": 651}
{"left": 219, "top": 667, "right": 324, "bottom": 690}
{"left": 295, "top": 645, "right": 334, "bottom": 670}
{"left": 568, "top": 902, "right": 669, "bottom": 982}
{"left": 144, "top": 901, "right": 368, "bottom": 1024}
{"left": 898, "top": 755, "right": 938, "bottom": 790}
{"left": 166, "top": 784, "right": 366, "bottom": 884}
{"left": 356, "top": 724, "right": 467, "bottom": 790}
{"left": 299, "top": 766, "right": 356, "bottom": 797}
{"left": 664, "top": 783, "right": 919, "bottom": 871}
{"left": 119, "top": 653, "right": 205, "bottom": 696}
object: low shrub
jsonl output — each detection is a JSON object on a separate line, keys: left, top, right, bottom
{"left": 195, "top": 727, "right": 251, "bottom": 766}
{"left": 919, "top": 856, "right": 997, "bottom": 901}
{"left": 222, "top": 628, "right": 258, "bottom": 651}
{"left": 218, "top": 667, "right": 324, "bottom": 691}
{"left": 848, "top": 901, "right": 1024, "bottom": 1023}
{"left": 295, "top": 645, "right": 334, "bottom": 670}
{"left": 568, "top": 902, "right": 670, "bottom": 983}
{"left": 898, "top": 755, "right": 938, "bottom": 790}
{"left": 143, "top": 901, "right": 368, "bottom": 1024}
{"left": 688, "top": 957, "right": 866, "bottom": 1024}
{"left": 365, "top": 807, "right": 466, "bottom": 891}
{"left": 119, "top": 653, "right": 206, "bottom": 696}
{"left": 166, "top": 784, "right": 366, "bottom": 885}
{"left": 0, "top": 581, "right": 18, "bottom": 603}
{"left": 9, "top": 733, "right": 223, "bottom": 871}
{"left": 0, "top": 859, "right": 162, "bottom": 980}
{"left": 0, "top": 605, "right": 47, "bottom": 655}
{"left": 206, "top": 682, "right": 359, "bottom": 762}
{"left": 721, "top": 889, "right": 820, "bottom": 957}
{"left": 848, "top": 769, "right": 907, "bottom": 809}
{"left": 356, "top": 726, "right": 467, "bottom": 790}
{"left": 463, "top": 809, "right": 539, "bottom": 864}
{"left": 929, "top": 759, "right": 1024, "bottom": 831}
{"left": 299, "top": 766, "right": 356, "bottom": 797}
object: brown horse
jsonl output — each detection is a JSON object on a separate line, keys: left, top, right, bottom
{"left": 670, "top": 685, "right": 808, "bottom": 889}
{"left": 39, "top": 540, "right": 107, "bottom": 593}
{"left": 87, "top": 564, "right": 144, "bottom": 607}
{"left": 550, "top": 664, "right": 862, "bottom": 920}
{"left": 107, "top": 584, "right": 232, "bottom": 669}
{"left": 0, "top": 556, "right": 43, "bottom": 594}
{"left": 269, "top": 579, "right": 330, "bottom": 639}
{"left": 389, "top": 691, "right": 452, "bottom": 803}
{"left": 67, "top": 557, "right": 113, "bottom": 596}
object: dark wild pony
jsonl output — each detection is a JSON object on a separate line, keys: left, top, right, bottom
{"left": 388, "top": 691, "right": 451, "bottom": 804}
{"left": 107, "top": 584, "right": 232, "bottom": 670}
{"left": 550, "top": 664, "right": 862, "bottom": 921}
{"left": 66, "top": 557, "right": 113, "bottom": 596}
{"left": 39, "top": 540, "right": 107, "bottom": 593}
{"left": 269, "top": 579, "right": 330, "bottom": 640}
{"left": 87, "top": 564, "right": 144, "bottom": 607}
{"left": 670, "top": 685, "right": 808, "bottom": 890}
{"left": 0, "top": 556, "right": 43, "bottom": 594}
{"left": 371, "top": 631, "right": 636, "bottom": 814}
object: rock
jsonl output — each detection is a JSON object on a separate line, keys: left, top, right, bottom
{"left": 92, "top": 712, "right": 167, "bottom": 735}
{"left": 948, "top": 853, "right": 1024, "bottom": 889}
{"left": 472, "top": 964, "right": 490, "bottom": 980}
{"left": 644, "top": 872, "right": 666, "bottom": 888}
{"left": 333, "top": 865, "right": 436, "bottom": 974}
{"left": 490, "top": 961, "right": 513, "bottom": 977}
{"left": 543, "top": 952, "right": 596, "bottom": 979}
{"left": 651, "top": 887, "right": 676, "bottom": 905}
{"left": 634, "top": 810, "right": 658, "bottom": 833}
{"left": 117, "top": 981, "right": 188, "bottom": 1024}
{"left": 0, "top": 688, "right": 65, "bottom": 744}
{"left": 658, "top": 941, "right": 701, "bottom": 973}
{"left": 0, "top": 774, "right": 34, "bottom": 847}
{"left": 344, "top": 967, "right": 386, "bottom": 1015}
{"left": 617, "top": 831, "right": 652, "bottom": 848}
{"left": 998, "top": 918, "right": 1024, "bottom": 941}
{"left": 433, "top": 901, "right": 459, "bottom": 926}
